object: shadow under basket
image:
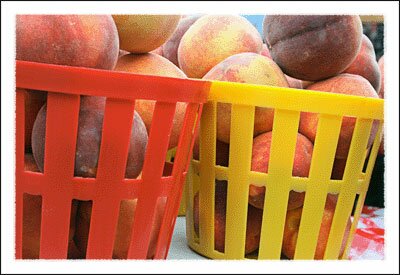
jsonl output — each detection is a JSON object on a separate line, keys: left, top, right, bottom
{"left": 15, "top": 60, "right": 210, "bottom": 259}
{"left": 185, "top": 80, "right": 384, "bottom": 260}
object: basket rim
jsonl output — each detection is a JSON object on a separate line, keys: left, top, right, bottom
{"left": 207, "top": 80, "right": 384, "bottom": 120}
{"left": 15, "top": 60, "right": 210, "bottom": 104}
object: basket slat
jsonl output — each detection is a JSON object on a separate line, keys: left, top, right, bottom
{"left": 258, "top": 109, "right": 300, "bottom": 259}
{"left": 294, "top": 114, "right": 342, "bottom": 259}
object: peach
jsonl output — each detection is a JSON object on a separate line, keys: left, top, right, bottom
{"left": 263, "top": 15, "right": 363, "bottom": 81}
{"left": 162, "top": 14, "right": 204, "bottom": 67}
{"left": 22, "top": 154, "right": 79, "bottom": 259}
{"left": 203, "top": 52, "right": 289, "bottom": 143}
{"left": 16, "top": 15, "right": 119, "bottom": 70}
{"left": 74, "top": 197, "right": 166, "bottom": 259}
{"left": 344, "top": 34, "right": 381, "bottom": 92}
{"left": 282, "top": 195, "right": 351, "bottom": 259}
{"left": 21, "top": 89, "right": 47, "bottom": 152}
{"left": 250, "top": 132, "right": 314, "bottom": 210}
{"left": 178, "top": 15, "right": 263, "bottom": 78}
{"left": 193, "top": 180, "right": 263, "bottom": 254}
{"left": 114, "top": 53, "right": 187, "bottom": 149}
{"left": 260, "top": 43, "right": 272, "bottom": 59}
{"left": 112, "top": 15, "right": 181, "bottom": 53}
{"left": 31, "top": 96, "right": 148, "bottom": 178}
{"left": 299, "top": 74, "right": 379, "bottom": 159}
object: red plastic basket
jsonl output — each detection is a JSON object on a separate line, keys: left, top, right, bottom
{"left": 15, "top": 60, "right": 210, "bottom": 259}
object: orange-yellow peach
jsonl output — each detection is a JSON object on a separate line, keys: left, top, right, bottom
{"left": 263, "top": 15, "right": 363, "bottom": 81}
{"left": 114, "top": 53, "right": 187, "bottom": 149}
{"left": 299, "top": 74, "right": 379, "bottom": 159}
{"left": 250, "top": 132, "right": 314, "bottom": 210}
{"left": 112, "top": 15, "right": 181, "bottom": 53}
{"left": 344, "top": 34, "right": 381, "bottom": 92}
{"left": 162, "top": 14, "right": 204, "bottom": 67}
{"left": 193, "top": 180, "right": 263, "bottom": 254}
{"left": 178, "top": 15, "right": 263, "bottom": 78}
{"left": 203, "top": 52, "right": 289, "bottom": 143}
{"left": 16, "top": 15, "right": 119, "bottom": 70}
{"left": 282, "top": 195, "right": 351, "bottom": 259}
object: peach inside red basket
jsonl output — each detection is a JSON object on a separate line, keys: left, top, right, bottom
{"left": 16, "top": 60, "right": 210, "bottom": 259}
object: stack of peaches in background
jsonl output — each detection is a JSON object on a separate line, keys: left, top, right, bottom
{"left": 17, "top": 13, "right": 384, "bottom": 260}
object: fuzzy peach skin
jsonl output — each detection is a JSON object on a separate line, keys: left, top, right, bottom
{"left": 250, "top": 132, "right": 314, "bottom": 211}
{"left": 263, "top": 15, "right": 363, "bottom": 81}
{"left": 203, "top": 52, "right": 289, "bottom": 144}
{"left": 281, "top": 194, "right": 351, "bottom": 259}
{"left": 344, "top": 34, "right": 381, "bottom": 92}
{"left": 112, "top": 15, "right": 181, "bottom": 54}
{"left": 193, "top": 180, "right": 263, "bottom": 254}
{"left": 22, "top": 154, "right": 79, "bottom": 259}
{"left": 178, "top": 15, "right": 263, "bottom": 78}
{"left": 74, "top": 197, "right": 166, "bottom": 259}
{"left": 16, "top": 15, "right": 119, "bottom": 70}
{"left": 298, "top": 73, "right": 380, "bottom": 159}
{"left": 162, "top": 14, "right": 204, "bottom": 67}
{"left": 113, "top": 53, "right": 187, "bottom": 150}
{"left": 32, "top": 96, "right": 148, "bottom": 179}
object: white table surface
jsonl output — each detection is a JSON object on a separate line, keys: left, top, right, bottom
{"left": 166, "top": 216, "right": 206, "bottom": 260}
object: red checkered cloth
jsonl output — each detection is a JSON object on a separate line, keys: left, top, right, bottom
{"left": 349, "top": 206, "right": 385, "bottom": 260}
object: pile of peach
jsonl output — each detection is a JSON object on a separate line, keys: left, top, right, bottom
{"left": 18, "top": 14, "right": 384, "bottom": 260}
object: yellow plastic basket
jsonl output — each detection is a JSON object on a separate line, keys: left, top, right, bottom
{"left": 185, "top": 80, "right": 384, "bottom": 260}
